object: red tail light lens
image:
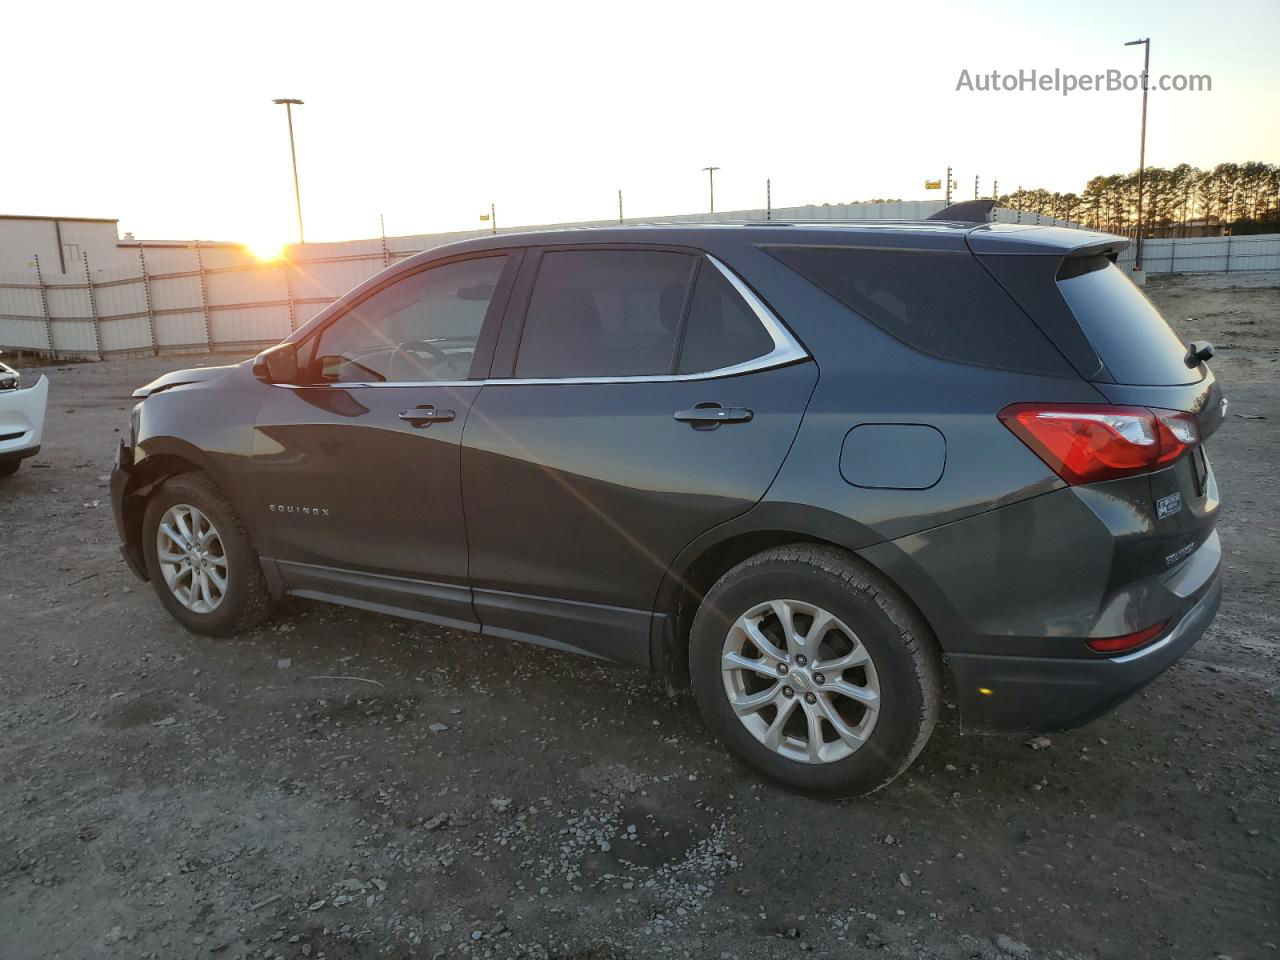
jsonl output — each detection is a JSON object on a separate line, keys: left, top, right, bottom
{"left": 999, "top": 403, "right": 1199, "bottom": 485}
{"left": 1087, "top": 620, "right": 1168, "bottom": 654}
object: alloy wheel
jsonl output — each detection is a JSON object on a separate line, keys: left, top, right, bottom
{"left": 155, "top": 503, "right": 228, "bottom": 614}
{"left": 721, "top": 599, "right": 880, "bottom": 763}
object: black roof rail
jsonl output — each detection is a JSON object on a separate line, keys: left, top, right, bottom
{"left": 926, "top": 200, "right": 997, "bottom": 223}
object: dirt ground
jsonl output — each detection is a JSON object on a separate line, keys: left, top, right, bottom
{"left": 1, "top": 273, "right": 1276, "bottom": 960}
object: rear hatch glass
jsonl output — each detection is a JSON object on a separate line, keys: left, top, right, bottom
{"left": 1057, "top": 256, "right": 1202, "bottom": 386}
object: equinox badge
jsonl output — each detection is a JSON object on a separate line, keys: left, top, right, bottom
{"left": 269, "top": 504, "right": 331, "bottom": 517}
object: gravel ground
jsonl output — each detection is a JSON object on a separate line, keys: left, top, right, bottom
{"left": 1, "top": 273, "right": 1276, "bottom": 960}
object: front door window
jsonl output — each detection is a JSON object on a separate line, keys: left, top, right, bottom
{"left": 311, "top": 255, "right": 507, "bottom": 383}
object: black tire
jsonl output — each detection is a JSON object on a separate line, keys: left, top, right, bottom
{"left": 0, "top": 457, "right": 20, "bottom": 477}
{"left": 141, "top": 471, "right": 275, "bottom": 637}
{"left": 689, "top": 544, "right": 942, "bottom": 796}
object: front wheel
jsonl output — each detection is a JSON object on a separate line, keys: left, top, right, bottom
{"left": 141, "top": 472, "right": 275, "bottom": 636}
{"left": 689, "top": 545, "right": 942, "bottom": 796}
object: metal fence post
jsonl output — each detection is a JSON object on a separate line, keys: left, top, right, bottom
{"left": 1169, "top": 236, "right": 1175, "bottom": 274}
{"left": 33, "top": 254, "right": 55, "bottom": 359}
{"left": 83, "top": 253, "right": 103, "bottom": 359}
{"left": 1224, "top": 233, "right": 1233, "bottom": 274}
{"left": 137, "top": 246, "right": 158, "bottom": 355}
{"left": 284, "top": 258, "right": 297, "bottom": 331}
{"left": 194, "top": 241, "right": 213, "bottom": 351}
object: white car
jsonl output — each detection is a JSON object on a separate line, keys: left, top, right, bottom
{"left": 0, "top": 358, "right": 48, "bottom": 476}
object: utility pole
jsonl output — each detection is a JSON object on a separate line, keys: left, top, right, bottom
{"left": 1125, "top": 37, "right": 1151, "bottom": 271}
{"left": 272, "top": 98, "right": 305, "bottom": 244}
{"left": 974, "top": 176, "right": 980, "bottom": 200}
{"left": 490, "top": 202, "right": 496, "bottom": 235}
{"left": 944, "top": 165, "right": 953, "bottom": 206}
{"left": 766, "top": 178, "right": 772, "bottom": 220}
{"left": 992, "top": 179, "right": 999, "bottom": 203}
{"left": 702, "top": 166, "right": 720, "bottom": 214}
{"left": 618, "top": 189, "right": 623, "bottom": 224}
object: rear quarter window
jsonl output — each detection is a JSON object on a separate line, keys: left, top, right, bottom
{"left": 763, "top": 245, "right": 1070, "bottom": 375}
{"left": 1056, "top": 256, "right": 1200, "bottom": 386}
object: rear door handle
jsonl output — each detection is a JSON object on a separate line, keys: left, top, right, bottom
{"left": 398, "top": 405, "right": 455, "bottom": 426}
{"left": 674, "top": 403, "right": 753, "bottom": 427}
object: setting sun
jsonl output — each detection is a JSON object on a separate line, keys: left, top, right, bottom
{"left": 244, "top": 239, "right": 286, "bottom": 261}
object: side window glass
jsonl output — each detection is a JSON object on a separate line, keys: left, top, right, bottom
{"left": 514, "top": 250, "right": 693, "bottom": 378}
{"left": 763, "top": 246, "right": 1066, "bottom": 374}
{"left": 311, "top": 256, "right": 506, "bottom": 383}
{"left": 677, "top": 263, "right": 776, "bottom": 374}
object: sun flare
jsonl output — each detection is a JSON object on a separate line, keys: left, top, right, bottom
{"left": 244, "top": 239, "right": 287, "bottom": 262}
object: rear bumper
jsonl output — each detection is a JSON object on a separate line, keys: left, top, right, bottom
{"left": 948, "top": 573, "right": 1222, "bottom": 733}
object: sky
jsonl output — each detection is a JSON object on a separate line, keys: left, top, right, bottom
{"left": 3, "top": 0, "right": 1277, "bottom": 250}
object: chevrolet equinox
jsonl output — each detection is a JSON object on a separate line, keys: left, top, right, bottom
{"left": 111, "top": 205, "right": 1225, "bottom": 795}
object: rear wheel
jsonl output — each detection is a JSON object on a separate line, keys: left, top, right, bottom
{"left": 141, "top": 472, "right": 274, "bottom": 636}
{"left": 689, "top": 545, "right": 941, "bottom": 796}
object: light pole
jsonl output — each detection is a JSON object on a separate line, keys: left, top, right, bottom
{"left": 272, "top": 98, "right": 305, "bottom": 244}
{"left": 1125, "top": 38, "right": 1150, "bottom": 271}
{"left": 701, "top": 166, "right": 720, "bottom": 214}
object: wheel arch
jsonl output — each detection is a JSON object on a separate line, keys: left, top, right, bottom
{"left": 118, "top": 439, "right": 236, "bottom": 575}
{"left": 650, "top": 510, "right": 947, "bottom": 685}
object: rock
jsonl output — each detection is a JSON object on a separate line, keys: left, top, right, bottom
{"left": 490, "top": 797, "right": 513, "bottom": 813}
{"left": 104, "top": 926, "right": 131, "bottom": 945}
{"left": 151, "top": 716, "right": 177, "bottom": 727}
{"left": 1025, "top": 736, "right": 1052, "bottom": 750}
{"left": 898, "top": 872, "right": 912, "bottom": 888}
{"left": 277, "top": 658, "right": 292, "bottom": 669}
{"left": 995, "top": 933, "right": 1033, "bottom": 957}
{"left": 422, "top": 813, "right": 451, "bottom": 831}
{"left": 428, "top": 722, "right": 449, "bottom": 733}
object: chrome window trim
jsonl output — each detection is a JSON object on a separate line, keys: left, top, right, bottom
{"left": 278, "top": 255, "right": 807, "bottom": 389}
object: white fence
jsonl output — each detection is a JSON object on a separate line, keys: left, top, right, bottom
{"left": 1113, "top": 233, "right": 1280, "bottom": 274}
{"left": 1, "top": 206, "right": 1276, "bottom": 360}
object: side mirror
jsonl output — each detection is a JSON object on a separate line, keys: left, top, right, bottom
{"left": 253, "top": 342, "right": 300, "bottom": 384}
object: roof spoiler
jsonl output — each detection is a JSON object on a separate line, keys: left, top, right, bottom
{"left": 927, "top": 199, "right": 997, "bottom": 223}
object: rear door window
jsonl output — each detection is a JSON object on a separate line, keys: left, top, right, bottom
{"left": 676, "top": 262, "right": 776, "bottom": 374}
{"left": 514, "top": 250, "right": 694, "bottom": 378}
{"left": 1056, "top": 256, "right": 1200, "bottom": 385}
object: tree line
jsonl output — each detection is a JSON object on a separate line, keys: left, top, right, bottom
{"left": 995, "top": 162, "right": 1280, "bottom": 236}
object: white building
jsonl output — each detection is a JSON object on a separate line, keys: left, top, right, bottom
{"left": 0, "top": 213, "right": 250, "bottom": 276}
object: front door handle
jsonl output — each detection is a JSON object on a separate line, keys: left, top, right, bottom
{"left": 674, "top": 403, "right": 753, "bottom": 428}
{"left": 398, "top": 405, "right": 455, "bottom": 427}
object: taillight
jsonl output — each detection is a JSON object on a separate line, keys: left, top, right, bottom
{"left": 1087, "top": 620, "right": 1168, "bottom": 654}
{"left": 999, "top": 403, "right": 1199, "bottom": 485}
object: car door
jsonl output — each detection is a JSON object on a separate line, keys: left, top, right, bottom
{"left": 251, "top": 251, "right": 517, "bottom": 629}
{"left": 460, "top": 246, "right": 818, "bottom": 664}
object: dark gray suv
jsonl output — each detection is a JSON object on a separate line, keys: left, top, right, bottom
{"left": 110, "top": 208, "right": 1225, "bottom": 795}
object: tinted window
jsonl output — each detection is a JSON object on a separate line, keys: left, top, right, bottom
{"left": 312, "top": 256, "right": 505, "bottom": 382}
{"left": 764, "top": 246, "right": 1069, "bottom": 374}
{"left": 515, "top": 250, "right": 693, "bottom": 378}
{"left": 677, "top": 263, "right": 776, "bottom": 374}
{"left": 1057, "top": 256, "right": 1199, "bottom": 385}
